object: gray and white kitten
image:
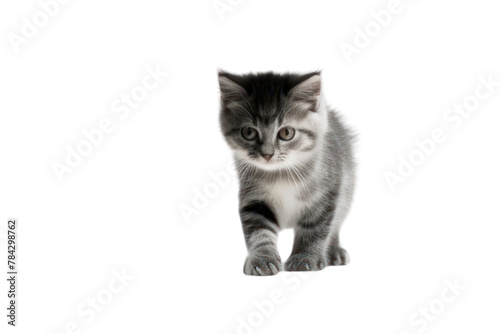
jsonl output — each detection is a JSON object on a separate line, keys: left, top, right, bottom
{"left": 218, "top": 71, "right": 355, "bottom": 276}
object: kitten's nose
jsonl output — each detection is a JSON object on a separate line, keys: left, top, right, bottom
{"left": 261, "top": 153, "right": 274, "bottom": 162}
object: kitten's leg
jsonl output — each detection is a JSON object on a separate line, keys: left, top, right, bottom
{"left": 326, "top": 170, "right": 353, "bottom": 266}
{"left": 285, "top": 220, "right": 330, "bottom": 271}
{"left": 240, "top": 202, "right": 282, "bottom": 276}
{"left": 327, "top": 232, "right": 350, "bottom": 266}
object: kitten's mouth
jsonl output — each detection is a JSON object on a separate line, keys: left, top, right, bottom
{"left": 249, "top": 153, "right": 287, "bottom": 171}
{"left": 237, "top": 152, "right": 286, "bottom": 171}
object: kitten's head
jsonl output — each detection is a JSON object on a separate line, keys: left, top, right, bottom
{"left": 218, "top": 71, "right": 326, "bottom": 171}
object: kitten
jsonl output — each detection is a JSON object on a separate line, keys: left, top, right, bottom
{"left": 218, "top": 71, "right": 356, "bottom": 276}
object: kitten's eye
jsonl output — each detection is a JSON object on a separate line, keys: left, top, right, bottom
{"left": 241, "top": 126, "right": 258, "bottom": 141}
{"left": 278, "top": 127, "right": 295, "bottom": 141}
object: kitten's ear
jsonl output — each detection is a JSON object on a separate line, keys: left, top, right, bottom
{"left": 218, "top": 71, "right": 247, "bottom": 102}
{"left": 289, "top": 72, "right": 321, "bottom": 111}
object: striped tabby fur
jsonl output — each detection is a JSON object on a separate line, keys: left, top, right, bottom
{"left": 218, "top": 71, "right": 356, "bottom": 276}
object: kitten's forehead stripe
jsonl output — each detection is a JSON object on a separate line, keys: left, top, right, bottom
{"left": 219, "top": 71, "right": 320, "bottom": 122}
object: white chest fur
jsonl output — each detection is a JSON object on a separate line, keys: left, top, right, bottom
{"left": 265, "top": 180, "right": 302, "bottom": 229}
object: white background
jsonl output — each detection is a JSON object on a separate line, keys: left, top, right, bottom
{"left": 1, "top": 0, "right": 500, "bottom": 333}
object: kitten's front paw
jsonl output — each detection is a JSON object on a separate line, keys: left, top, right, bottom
{"left": 244, "top": 254, "right": 282, "bottom": 276}
{"left": 285, "top": 253, "right": 327, "bottom": 271}
{"left": 328, "top": 247, "right": 350, "bottom": 266}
